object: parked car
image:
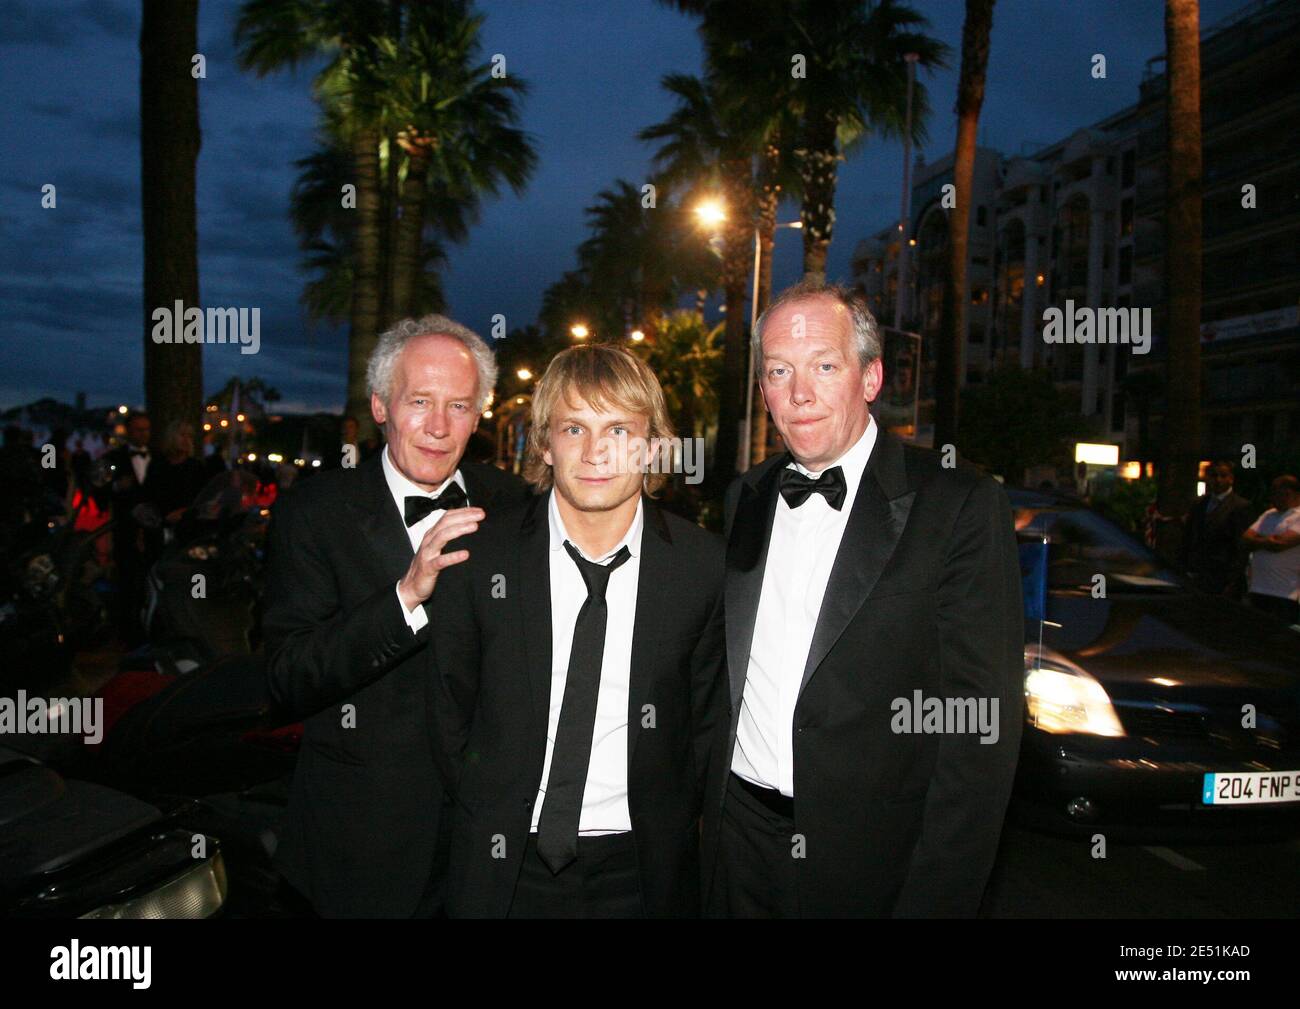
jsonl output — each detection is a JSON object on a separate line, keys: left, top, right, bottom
{"left": 0, "top": 745, "right": 227, "bottom": 918}
{"left": 1010, "top": 488, "right": 1300, "bottom": 839}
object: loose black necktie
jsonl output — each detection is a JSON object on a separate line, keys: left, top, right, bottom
{"left": 403, "top": 483, "right": 468, "bottom": 526}
{"left": 780, "top": 465, "right": 847, "bottom": 510}
{"left": 536, "top": 540, "right": 633, "bottom": 874}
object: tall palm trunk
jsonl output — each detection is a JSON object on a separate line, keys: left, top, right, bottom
{"left": 715, "top": 158, "right": 753, "bottom": 489}
{"left": 798, "top": 107, "right": 839, "bottom": 282}
{"left": 936, "top": 0, "right": 995, "bottom": 450}
{"left": 1155, "top": 0, "right": 1203, "bottom": 563}
{"left": 389, "top": 143, "right": 430, "bottom": 323}
{"left": 140, "top": 0, "right": 202, "bottom": 443}
{"left": 346, "top": 125, "right": 383, "bottom": 439}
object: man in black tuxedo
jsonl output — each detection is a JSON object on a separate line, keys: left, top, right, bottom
{"left": 428, "top": 344, "right": 725, "bottom": 918}
{"left": 263, "top": 314, "right": 528, "bottom": 917}
{"left": 1182, "top": 460, "right": 1252, "bottom": 596}
{"left": 104, "top": 411, "right": 157, "bottom": 645}
{"left": 704, "top": 280, "right": 1023, "bottom": 918}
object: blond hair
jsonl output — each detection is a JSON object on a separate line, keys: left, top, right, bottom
{"left": 524, "top": 344, "right": 675, "bottom": 496}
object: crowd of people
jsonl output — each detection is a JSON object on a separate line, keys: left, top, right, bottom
{"left": 1182, "top": 460, "right": 1300, "bottom": 625}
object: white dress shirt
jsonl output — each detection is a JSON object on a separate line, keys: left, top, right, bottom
{"left": 732, "top": 419, "right": 878, "bottom": 796}
{"left": 532, "top": 488, "right": 643, "bottom": 835}
{"left": 130, "top": 448, "right": 150, "bottom": 485}
{"left": 381, "top": 445, "right": 468, "bottom": 634}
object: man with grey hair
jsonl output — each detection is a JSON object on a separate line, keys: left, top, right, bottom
{"left": 703, "top": 278, "right": 1023, "bottom": 917}
{"left": 264, "top": 314, "right": 529, "bottom": 917}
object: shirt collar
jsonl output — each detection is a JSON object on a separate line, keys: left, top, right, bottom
{"left": 380, "top": 444, "right": 465, "bottom": 510}
{"left": 1212, "top": 488, "right": 1234, "bottom": 502}
{"left": 548, "top": 487, "right": 643, "bottom": 561}
{"left": 787, "top": 417, "right": 877, "bottom": 496}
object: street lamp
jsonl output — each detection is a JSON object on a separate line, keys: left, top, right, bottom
{"left": 694, "top": 199, "right": 726, "bottom": 228}
{"left": 570, "top": 323, "right": 589, "bottom": 340}
{"left": 629, "top": 329, "right": 645, "bottom": 343}
{"left": 516, "top": 368, "right": 533, "bottom": 381}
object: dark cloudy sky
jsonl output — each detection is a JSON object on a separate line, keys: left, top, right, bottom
{"left": 0, "top": 0, "right": 1246, "bottom": 413}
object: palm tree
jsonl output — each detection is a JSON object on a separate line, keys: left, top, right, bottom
{"left": 141, "top": 0, "right": 203, "bottom": 445}
{"left": 576, "top": 181, "right": 718, "bottom": 343}
{"left": 363, "top": 3, "right": 535, "bottom": 322}
{"left": 641, "top": 72, "right": 756, "bottom": 487}
{"left": 236, "top": 0, "right": 391, "bottom": 436}
{"left": 1156, "top": 0, "right": 1203, "bottom": 563}
{"left": 641, "top": 309, "right": 724, "bottom": 443}
{"left": 789, "top": 0, "right": 946, "bottom": 281}
{"left": 935, "top": 0, "right": 995, "bottom": 450}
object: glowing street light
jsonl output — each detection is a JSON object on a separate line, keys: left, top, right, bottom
{"left": 516, "top": 368, "right": 533, "bottom": 381}
{"left": 570, "top": 323, "right": 589, "bottom": 340}
{"left": 694, "top": 198, "right": 726, "bottom": 229}
{"left": 629, "top": 329, "right": 645, "bottom": 343}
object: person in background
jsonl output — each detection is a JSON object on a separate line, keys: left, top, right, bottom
{"left": 1241, "top": 475, "right": 1300, "bottom": 624}
{"left": 149, "top": 420, "right": 209, "bottom": 531}
{"left": 104, "top": 411, "right": 155, "bottom": 645}
{"left": 1182, "top": 460, "right": 1252, "bottom": 596}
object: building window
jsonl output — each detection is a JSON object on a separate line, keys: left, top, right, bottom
{"left": 1121, "top": 197, "right": 1134, "bottom": 236}
{"left": 1119, "top": 246, "right": 1133, "bottom": 285}
{"left": 1121, "top": 149, "right": 1135, "bottom": 188}
{"left": 976, "top": 205, "right": 987, "bottom": 227}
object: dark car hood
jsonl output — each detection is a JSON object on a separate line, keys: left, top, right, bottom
{"left": 1040, "top": 590, "right": 1300, "bottom": 703}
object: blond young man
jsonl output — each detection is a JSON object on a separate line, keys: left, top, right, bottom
{"left": 428, "top": 344, "right": 726, "bottom": 918}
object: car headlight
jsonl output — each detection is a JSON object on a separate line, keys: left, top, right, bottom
{"left": 80, "top": 853, "right": 227, "bottom": 919}
{"left": 1024, "top": 648, "right": 1125, "bottom": 737}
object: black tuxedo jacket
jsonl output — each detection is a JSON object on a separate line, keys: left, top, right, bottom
{"left": 262, "top": 453, "right": 529, "bottom": 917}
{"left": 427, "top": 492, "right": 726, "bottom": 918}
{"left": 1182, "top": 491, "right": 1252, "bottom": 593}
{"left": 104, "top": 445, "right": 157, "bottom": 556}
{"left": 704, "top": 431, "right": 1024, "bottom": 917}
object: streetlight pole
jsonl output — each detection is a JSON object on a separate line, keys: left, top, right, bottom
{"left": 895, "top": 51, "right": 920, "bottom": 331}
{"left": 741, "top": 220, "right": 802, "bottom": 473}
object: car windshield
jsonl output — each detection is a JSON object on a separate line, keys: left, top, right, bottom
{"left": 1014, "top": 506, "right": 1182, "bottom": 591}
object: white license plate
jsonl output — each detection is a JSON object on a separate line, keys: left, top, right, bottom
{"left": 1202, "top": 771, "right": 1300, "bottom": 805}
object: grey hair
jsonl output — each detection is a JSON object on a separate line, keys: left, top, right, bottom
{"left": 752, "top": 278, "right": 883, "bottom": 377}
{"left": 366, "top": 314, "right": 498, "bottom": 411}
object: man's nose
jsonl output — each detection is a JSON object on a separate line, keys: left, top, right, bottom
{"left": 424, "top": 406, "right": 449, "bottom": 439}
{"left": 789, "top": 369, "right": 815, "bottom": 407}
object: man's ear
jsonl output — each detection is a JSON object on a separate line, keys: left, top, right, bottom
{"left": 370, "top": 392, "right": 387, "bottom": 427}
{"left": 862, "top": 358, "right": 884, "bottom": 404}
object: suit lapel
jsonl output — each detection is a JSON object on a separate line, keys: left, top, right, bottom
{"left": 725, "top": 456, "right": 786, "bottom": 712}
{"left": 348, "top": 454, "right": 415, "bottom": 583}
{"left": 797, "top": 431, "right": 915, "bottom": 699}
{"left": 516, "top": 493, "right": 553, "bottom": 737}
{"left": 627, "top": 496, "right": 672, "bottom": 768}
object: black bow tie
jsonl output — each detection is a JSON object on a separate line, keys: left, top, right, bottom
{"left": 780, "top": 465, "right": 847, "bottom": 510}
{"left": 404, "top": 483, "right": 468, "bottom": 526}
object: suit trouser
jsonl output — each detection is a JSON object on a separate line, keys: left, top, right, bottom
{"left": 707, "top": 772, "right": 801, "bottom": 918}
{"left": 507, "top": 832, "right": 643, "bottom": 918}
